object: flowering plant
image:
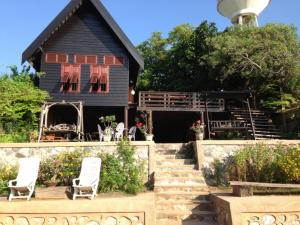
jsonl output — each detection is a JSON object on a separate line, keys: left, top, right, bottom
{"left": 135, "top": 111, "right": 151, "bottom": 136}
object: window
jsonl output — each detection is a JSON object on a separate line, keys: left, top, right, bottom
{"left": 45, "top": 53, "right": 68, "bottom": 63}
{"left": 90, "top": 65, "right": 109, "bottom": 93}
{"left": 60, "top": 64, "right": 81, "bottom": 93}
{"left": 74, "top": 55, "right": 97, "bottom": 64}
{"left": 104, "top": 56, "right": 124, "bottom": 65}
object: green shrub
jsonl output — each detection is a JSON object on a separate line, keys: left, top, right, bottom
{"left": 0, "top": 165, "right": 17, "bottom": 196}
{"left": 225, "top": 144, "right": 300, "bottom": 184}
{"left": 99, "top": 141, "right": 145, "bottom": 194}
{"left": 38, "top": 149, "right": 89, "bottom": 186}
{"left": 277, "top": 147, "right": 300, "bottom": 183}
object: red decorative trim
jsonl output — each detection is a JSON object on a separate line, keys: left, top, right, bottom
{"left": 74, "top": 54, "right": 97, "bottom": 64}
{"left": 45, "top": 53, "right": 68, "bottom": 64}
{"left": 45, "top": 53, "right": 57, "bottom": 63}
{"left": 104, "top": 56, "right": 114, "bottom": 65}
{"left": 86, "top": 55, "right": 97, "bottom": 64}
{"left": 114, "top": 56, "right": 124, "bottom": 65}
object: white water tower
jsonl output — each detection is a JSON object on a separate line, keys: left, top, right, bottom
{"left": 217, "top": 0, "right": 271, "bottom": 26}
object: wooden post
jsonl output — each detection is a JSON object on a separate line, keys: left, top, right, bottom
{"left": 148, "top": 110, "right": 153, "bottom": 134}
{"left": 124, "top": 107, "right": 129, "bottom": 136}
{"left": 205, "top": 97, "right": 211, "bottom": 140}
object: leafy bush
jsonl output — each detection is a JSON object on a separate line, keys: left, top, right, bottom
{"left": 0, "top": 165, "right": 17, "bottom": 196}
{"left": 99, "top": 141, "right": 145, "bottom": 194}
{"left": 225, "top": 144, "right": 300, "bottom": 184}
{"left": 38, "top": 149, "right": 89, "bottom": 186}
{"left": 38, "top": 141, "right": 145, "bottom": 194}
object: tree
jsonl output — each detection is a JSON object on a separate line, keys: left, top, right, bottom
{"left": 0, "top": 66, "right": 50, "bottom": 141}
{"left": 207, "top": 24, "right": 300, "bottom": 109}
{"left": 136, "top": 21, "right": 218, "bottom": 91}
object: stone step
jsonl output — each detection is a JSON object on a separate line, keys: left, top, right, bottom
{"left": 156, "top": 200, "right": 212, "bottom": 211}
{"left": 155, "top": 177, "right": 205, "bottom": 186}
{"left": 155, "top": 184, "right": 208, "bottom": 193}
{"left": 157, "top": 220, "right": 218, "bottom": 225}
{"left": 156, "top": 164, "right": 197, "bottom": 171}
{"left": 157, "top": 153, "right": 189, "bottom": 160}
{"left": 155, "top": 192, "right": 210, "bottom": 201}
{"left": 155, "top": 170, "right": 203, "bottom": 178}
{"left": 156, "top": 158, "right": 195, "bottom": 166}
{"left": 156, "top": 143, "right": 191, "bottom": 151}
{"left": 157, "top": 209, "right": 216, "bottom": 221}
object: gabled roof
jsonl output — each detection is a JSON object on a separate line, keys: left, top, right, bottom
{"left": 22, "top": 0, "right": 144, "bottom": 69}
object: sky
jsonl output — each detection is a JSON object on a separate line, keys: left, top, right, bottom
{"left": 0, "top": 0, "right": 299, "bottom": 74}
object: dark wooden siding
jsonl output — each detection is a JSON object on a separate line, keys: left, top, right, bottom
{"left": 39, "top": 1, "right": 130, "bottom": 106}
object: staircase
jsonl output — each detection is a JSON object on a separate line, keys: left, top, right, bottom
{"left": 154, "top": 143, "right": 217, "bottom": 225}
{"left": 230, "top": 109, "right": 283, "bottom": 140}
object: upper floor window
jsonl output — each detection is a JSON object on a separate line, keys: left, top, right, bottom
{"left": 90, "top": 65, "right": 109, "bottom": 93}
{"left": 60, "top": 64, "right": 81, "bottom": 93}
{"left": 45, "top": 53, "right": 68, "bottom": 64}
{"left": 74, "top": 55, "right": 97, "bottom": 64}
{"left": 104, "top": 56, "right": 124, "bottom": 66}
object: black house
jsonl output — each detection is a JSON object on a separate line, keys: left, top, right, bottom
{"left": 22, "top": 0, "right": 144, "bottom": 136}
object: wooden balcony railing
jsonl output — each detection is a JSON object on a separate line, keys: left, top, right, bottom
{"left": 138, "top": 91, "right": 225, "bottom": 112}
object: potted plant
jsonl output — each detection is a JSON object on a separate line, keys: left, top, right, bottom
{"left": 136, "top": 111, "right": 154, "bottom": 141}
{"left": 99, "top": 115, "right": 117, "bottom": 142}
{"left": 190, "top": 119, "right": 205, "bottom": 140}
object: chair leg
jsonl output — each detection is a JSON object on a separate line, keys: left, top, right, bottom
{"left": 9, "top": 188, "right": 16, "bottom": 201}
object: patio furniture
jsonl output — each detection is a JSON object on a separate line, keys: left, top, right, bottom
{"left": 72, "top": 157, "right": 102, "bottom": 200}
{"left": 114, "top": 122, "right": 125, "bottom": 141}
{"left": 8, "top": 158, "right": 40, "bottom": 201}
{"left": 128, "top": 126, "right": 137, "bottom": 141}
{"left": 97, "top": 124, "right": 104, "bottom": 142}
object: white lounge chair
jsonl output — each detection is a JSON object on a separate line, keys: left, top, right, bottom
{"left": 97, "top": 124, "right": 104, "bottom": 142}
{"left": 72, "top": 157, "right": 101, "bottom": 200}
{"left": 8, "top": 157, "right": 40, "bottom": 201}
{"left": 114, "top": 122, "right": 124, "bottom": 141}
{"left": 128, "top": 126, "right": 137, "bottom": 141}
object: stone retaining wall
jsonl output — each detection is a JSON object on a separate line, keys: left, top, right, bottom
{"left": 0, "top": 142, "right": 155, "bottom": 178}
{"left": 211, "top": 194, "right": 300, "bottom": 225}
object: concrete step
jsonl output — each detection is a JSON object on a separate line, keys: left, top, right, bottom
{"left": 157, "top": 209, "right": 216, "bottom": 221}
{"left": 158, "top": 153, "right": 189, "bottom": 160}
{"left": 155, "top": 170, "right": 203, "bottom": 178}
{"left": 155, "top": 192, "right": 210, "bottom": 201}
{"left": 156, "top": 143, "right": 191, "bottom": 151}
{"left": 156, "top": 158, "right": 195, "bottom": 166}
{"left": 155, "top": 177, "right": 206, "bottom": 186}
{"left": 155, "top": 184, "right": 208, "bottom": 193}
{"left": 156, "top": 200, "right": 212, "bottom": 211}
{"left": 156, "top": 164, "right": 197, "bottom": 171}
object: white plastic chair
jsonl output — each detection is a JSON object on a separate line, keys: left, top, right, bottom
{"left": 114, "top": 122, "right": 124, "bottom": 141}
{"left": 97, "top": 124, "right": 104, "bottom": 142}
{"left": 8, "top": 157, "right": 40, "bottom": 201}
{"left": 128, "top": 126, "right": 137, "bottom": 141}
{"left": 72, "top": 157, "right": 101, "bottom": 200}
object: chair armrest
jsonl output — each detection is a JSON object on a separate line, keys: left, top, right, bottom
{"left": 8, "top": 179, "right": 17, "bottom": 187}
{"left": 72, "top": 178, "right": 80, "bottom": 186}
{"left": 90, "top": 179, "right": 99, "bottom": 186}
